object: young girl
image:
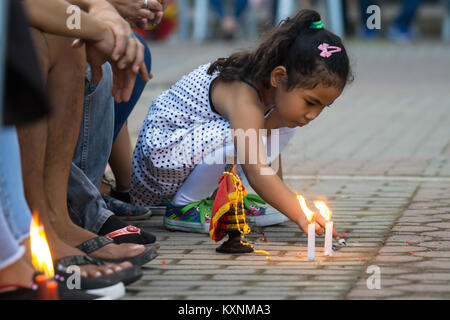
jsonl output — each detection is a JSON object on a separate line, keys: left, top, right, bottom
{"left": 131, "top": 10, "right": 352, "bottom": 238}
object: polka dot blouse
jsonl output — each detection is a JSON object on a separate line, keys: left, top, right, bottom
{"left": 131, "top": 64, "right": 232, "bottom": 206}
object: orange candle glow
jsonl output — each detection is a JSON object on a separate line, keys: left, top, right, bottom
{"left": 46, "top": 280, "right": 59, "bottom": 300}
{"left": 30, "top": 212, "right": 59, "bottom": 300}
{"left": 35, "top": 274, "right": 48, "bottom": 300}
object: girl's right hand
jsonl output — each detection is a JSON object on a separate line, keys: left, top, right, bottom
{"left": 295, "top": 212, "right": 310, "bottom": 235}
{"left": 296, "top": 213, "right": 339, "bottom": 239}
{"left": 313, "top": 213, "right": 340, "bottom": 240}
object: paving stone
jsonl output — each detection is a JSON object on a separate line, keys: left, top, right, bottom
{"left": 385, "top": 235, "right": 432, "bottom": 243}
{"left": 409, "top": 259, "right": 450, "bottom": 269}
{"left": 211, "top": 275, "right": 310, "bottom": 281}
{"left": 373, "top": 255, "right": 423, "bottom": 263}
{"left": 347, "top": 289, "right": 405, "bottom": 299}
{"left": 385, "top": 295, "right": 446, "bottom": 300}
{"left": 410, "top": 251, "right": 450, "bottom": 258}
{"left": 420, "top": 241, "right": 450, "bottom": 249}
{"left": 427, "top": 222, "right": 450, "bottom": 228}
{"left": 378, "top": 246, "right": 423, "bottom": 253}
{"left": 392, "top": 284, "right": 450, "bottom": 292}
{"left": 263, "top": 269, "right": 356, "bottom": 276}
{"left": 391, "top": 226, "right": 438, "bottom": 232}
{"left": 420, "top": 231, "right": 450, "bottom": 239}
{"left": 397, "top": 217, "right": 441, "bottom": 223}
{"left": 398, "top": 273, "right": 450, "bottom": 281}
{"left": 352, "top": 278, "right": 412, "bottom": 287}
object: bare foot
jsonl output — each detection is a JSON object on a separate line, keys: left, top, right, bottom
{"left": 0, "top": 255, "right": 34, "bottom": 289}
{"left": 47, "top": 213, "right": 145, "bottom": 260}
{"left": 27, "top": 218, "right": 133, "bottom": 278}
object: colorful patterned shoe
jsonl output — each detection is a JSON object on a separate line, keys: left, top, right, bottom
{"left": 244, "top": 194, "right": 289, "bottom": 227}
{"left": 164, "top": 199, "right": 213, "bottom": 234}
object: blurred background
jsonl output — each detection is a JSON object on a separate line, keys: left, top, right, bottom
{"left": 136, "top": 0, "right": 450, "bottom": 43}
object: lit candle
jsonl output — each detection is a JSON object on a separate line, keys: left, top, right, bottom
{"left": 307, "top": 222, "right": 315, "bottom": 261}
{"left": 324, "top": 221, "right": 333, "bottom": 256}
{"left": 315, "top": 201, "right": 333, "bottom": 256}
{"left": 297, "top": 195, "right": 316, "bottom": 261}
{"left": 30, "top": 212, "right": 59, "bottom": 300}
{"left": 46, "top": 280, "right": 59, "bottom": 300}
{"left": 35, "top": 274, "right": 48, "bottom": 300}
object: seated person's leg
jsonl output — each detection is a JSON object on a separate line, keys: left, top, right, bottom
{"left": 108, "top": 32, "right": 151, "bottom": 197}
{"left": 73, "top": 63, "right": 114, "bottom": 188}
{"left": 67, "top": 33, "right": 155, "bottom": 236}
{"left": 68, "top": 163, "right": 156, "bottom": 244}
{"left": 0, "top": 129, "right": 33, "bottom": 289}
{"left": 19, "top": 29, "right": 146, "bottom": 266}
{"left": 112, "top": 32, "right": 151, "bottom": 142}
{"left": 104, "top": 32, "right": 153, "bottom": 218}
{"left": 0, "top": 204, "right": 31, "bottom": 289}
{"left": 0, "top": 127, "right": 32, "bottom": 243}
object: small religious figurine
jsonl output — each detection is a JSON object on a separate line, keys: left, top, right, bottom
{"left": 209, "top": 165, "right": 254, "bottom": 254}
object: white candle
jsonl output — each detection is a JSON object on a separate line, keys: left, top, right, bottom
{"left": 324, "top": 221, "right": 333, "bottom": 256}
{"left": 308, "top": 223, "right": 315, "bottom": 261}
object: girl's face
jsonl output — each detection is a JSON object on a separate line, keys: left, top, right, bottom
{"left": 264, "top": 67, "right": 342, "bottom": 129}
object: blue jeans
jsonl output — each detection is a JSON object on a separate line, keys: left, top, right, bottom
{"left": 0, "top": 127, "right": 30, "bottom": 269}
{"left": 68, "top": 34, "right": 151, "bottom": 233}
{"left": 113, "top": 32, "right": 151, "bottom": 141}
{"left": 67, "top": 163, "right": 112, "bottom": 233}
{"left": 73, "top": 63, "right": 114, "bottom": 188}
{"left": 392, "top": 0, "right": 423, "bottom": 31}
{"left": 73, "top": 33, "right": 152, "bottom": 187}
{"left": 210, "top": 0, "right": 248, "bottom": 19}
{"left": 69, "top": 62, "right": 114, "bottom": 233}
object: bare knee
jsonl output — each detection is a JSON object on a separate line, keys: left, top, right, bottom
{"left": 29, "top": 30, "right": 86, "bottom": 84}
{"left": 29, "top": 27, "right": 50, "bottom": 83}
{"left": 45, "top": 34, "right": 86, "bottom": 75}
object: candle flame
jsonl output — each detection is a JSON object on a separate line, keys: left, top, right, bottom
{"left": 30, "top": 212, "right": 54, "bottom": 278}
{"left": 314, "top": 201, "right": 332, "bottom": 221}
{"left": 296, "top": 194, "right": 316, "bottom": 222}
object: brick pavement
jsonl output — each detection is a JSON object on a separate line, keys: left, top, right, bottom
{"left": 122, "top": 40, "right": 450, "bottom": 299}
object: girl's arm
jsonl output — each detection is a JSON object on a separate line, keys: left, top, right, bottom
{"left": 276, "top": 154, "right": 283, "bottom": 181}
{"left": 212, "top": 81, "right": 338, "bottom": 238}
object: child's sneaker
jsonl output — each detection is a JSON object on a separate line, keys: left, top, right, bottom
{"left": 103, "top": 194, "right": 152, "bottom": 221}
{"left": 244, "top": 194, "right": 289, "bottom": 227}
{"left": 164, "top": 199, "right": 214, "bottom": 233}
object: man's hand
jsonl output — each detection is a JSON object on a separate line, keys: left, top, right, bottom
{"left": 72, "top": 23, "right": 115, "bottom": 84}
{"left": 73, "top": 24, "right": 149, "bottom": 102}
{"left": 88, "top": 1, "right": 131, "bottom": 62}
{"left": 108, "top": 0, "right": 162, "bottom": 22}
{"left": 111, "top": 63, "right": 138, "bottom": 103}
{"left": 87, "top": 0, "right": 150, "bottom": 101}
{"left": 110, "top": 33, "right": 150, "bottom": 102}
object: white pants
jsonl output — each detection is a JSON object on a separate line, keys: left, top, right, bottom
{"left": 172, "top": 127, "right": 297, "bottom": 206}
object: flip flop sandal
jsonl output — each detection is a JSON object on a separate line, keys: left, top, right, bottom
{"left": 0, "top": 284, "right": 108, "bottom": 300}
{"left": 76, "top": 236, "right": 159, "bottom": 266}
{"left": 106, "top": 226, "right": 156, "bottom": 247}
{"left": 54, "top": 254, "right": 143, "bottom": 286}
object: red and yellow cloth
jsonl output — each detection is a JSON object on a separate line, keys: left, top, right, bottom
{"left": 209, "top": 166, "right": 248, "bottom": 242}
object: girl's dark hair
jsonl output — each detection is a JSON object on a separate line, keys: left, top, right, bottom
{"left": 207, "top": 9, "right": 353, "bottom": 91}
